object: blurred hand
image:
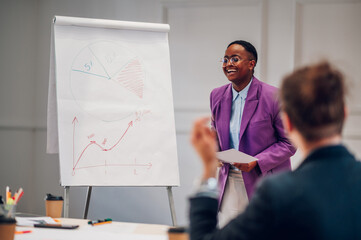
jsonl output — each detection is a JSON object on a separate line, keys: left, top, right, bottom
{"left": 233, "top": 161, "right": 258, "bottom": 172}
{"left": 191, "top": 117, "right": 218, "bottom": 180}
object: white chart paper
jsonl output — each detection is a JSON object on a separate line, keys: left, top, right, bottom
{"left": 48, "top": 16, "right": 179, "bottom": 186}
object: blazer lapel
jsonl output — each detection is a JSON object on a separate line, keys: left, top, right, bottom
{"left": 217, "top": 85, "right": 232, "bottom": 150}
{"left": 238, "top": 78, "right": 260, "bottom": 147}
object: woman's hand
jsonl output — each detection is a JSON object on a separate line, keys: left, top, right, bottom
{"left": 233, "top": 161, "right": 258, "bottom": 172}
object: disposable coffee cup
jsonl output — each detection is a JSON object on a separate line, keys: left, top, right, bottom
{"left": 45, "top": 194, "right": 63, "bottom": 218}
{"left": 168, "top": 227, "right": 189, "bottom": 240}
{"left": 0, "top": 215, "right": 16, "bottom": 240}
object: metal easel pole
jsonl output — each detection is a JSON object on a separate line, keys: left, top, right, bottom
{"left": 63, "top": 186, "right": 70, "bottom": 218}
{"left": 83, "top": 186, "right": 92, "bottom": 219}
{"left": 167, "top": 186, "right": 177, "bottom": 226}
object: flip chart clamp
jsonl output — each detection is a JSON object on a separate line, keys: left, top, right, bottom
{"left": 63, "top": 186, "right": 178, "bottom": 226}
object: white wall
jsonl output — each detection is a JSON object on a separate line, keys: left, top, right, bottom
{"left": 0, "top": 0, "right": 38, "bottom": 212}
{"left": 0, "top": 0, "right": 360, "bottom": 226}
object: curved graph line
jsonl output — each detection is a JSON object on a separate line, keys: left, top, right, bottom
{"left": 108, "top": 121, "right": 133, "bottom": 151}
{"left": 73, "top": 121, "right": 134, "bottom": 171}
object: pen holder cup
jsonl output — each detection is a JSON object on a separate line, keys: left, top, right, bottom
{"left": 0, "top": 204, "right": 16, "bottom": 218}
{"left": 0, "top": 216, "right": 16, "bottom": 240}
{"left": 45, "top": 194, "right": 63, "bottom": 218}
{"left": 168, "top": 227, "right": 189, "bottom": 240}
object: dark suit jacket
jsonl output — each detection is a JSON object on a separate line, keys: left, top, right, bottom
{"left": 190, "top": 145, "right": 361, "bottom": 240}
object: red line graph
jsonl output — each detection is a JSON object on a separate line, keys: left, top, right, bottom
{"left": 71, "top": 115, "right": 152, "bottom": 175}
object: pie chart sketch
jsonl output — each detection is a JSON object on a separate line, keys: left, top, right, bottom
{"left": 70, "top": 41, "right": 145, "bottom": 122}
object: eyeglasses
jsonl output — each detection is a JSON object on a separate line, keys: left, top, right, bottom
{"left": 220, "top": 56, "right": 242, "bottom": 66}
{"left": 220, "top": 56, "right": 254, "bottom": 66}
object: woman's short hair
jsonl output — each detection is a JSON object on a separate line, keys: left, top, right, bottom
{"left": 228, "top": 40, "right": 258, "bottom": 63}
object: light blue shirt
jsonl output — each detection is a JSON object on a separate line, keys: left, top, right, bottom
{"left": 229, "top": 78, "right": 253, "bottom": 150}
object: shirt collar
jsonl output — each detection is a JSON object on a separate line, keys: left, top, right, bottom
{"left": 232, "top": 77, "right": 253, "bottom": 102}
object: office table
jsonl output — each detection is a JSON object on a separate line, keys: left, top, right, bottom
{"left": 15, "top": 218, "right": 170, "bottom": 240}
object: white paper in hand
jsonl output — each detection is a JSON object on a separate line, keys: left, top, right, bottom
{"left": 216, "top": 149, "right": 258, "bottom": 164}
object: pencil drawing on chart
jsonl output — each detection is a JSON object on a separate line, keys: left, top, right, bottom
{"left": 70, "top": 41, "right": 145, "bottom": 122}
{"left": 69, "top": 41, "right": 151, "bottom": 176}
{"left": 71, "top": 110, "right": 152, "bottom": 176}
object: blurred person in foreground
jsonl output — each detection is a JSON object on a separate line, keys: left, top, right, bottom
{"left": 189, "top": 61, "right": 361, "bottom": 240}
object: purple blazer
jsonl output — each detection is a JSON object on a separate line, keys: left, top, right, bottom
{"left": 210, "top": 77, "right": 296, "bottom": 207}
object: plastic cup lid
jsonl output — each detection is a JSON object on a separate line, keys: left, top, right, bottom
{"left": 0, "top": 215, "right": 16, "bottom": 224}
{"left": 45, "top": 193, "right": 63, "bottom": 201}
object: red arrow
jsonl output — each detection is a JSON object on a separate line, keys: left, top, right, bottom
{"left": 108, "top": 121, "right": 133, "bottom": 151}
